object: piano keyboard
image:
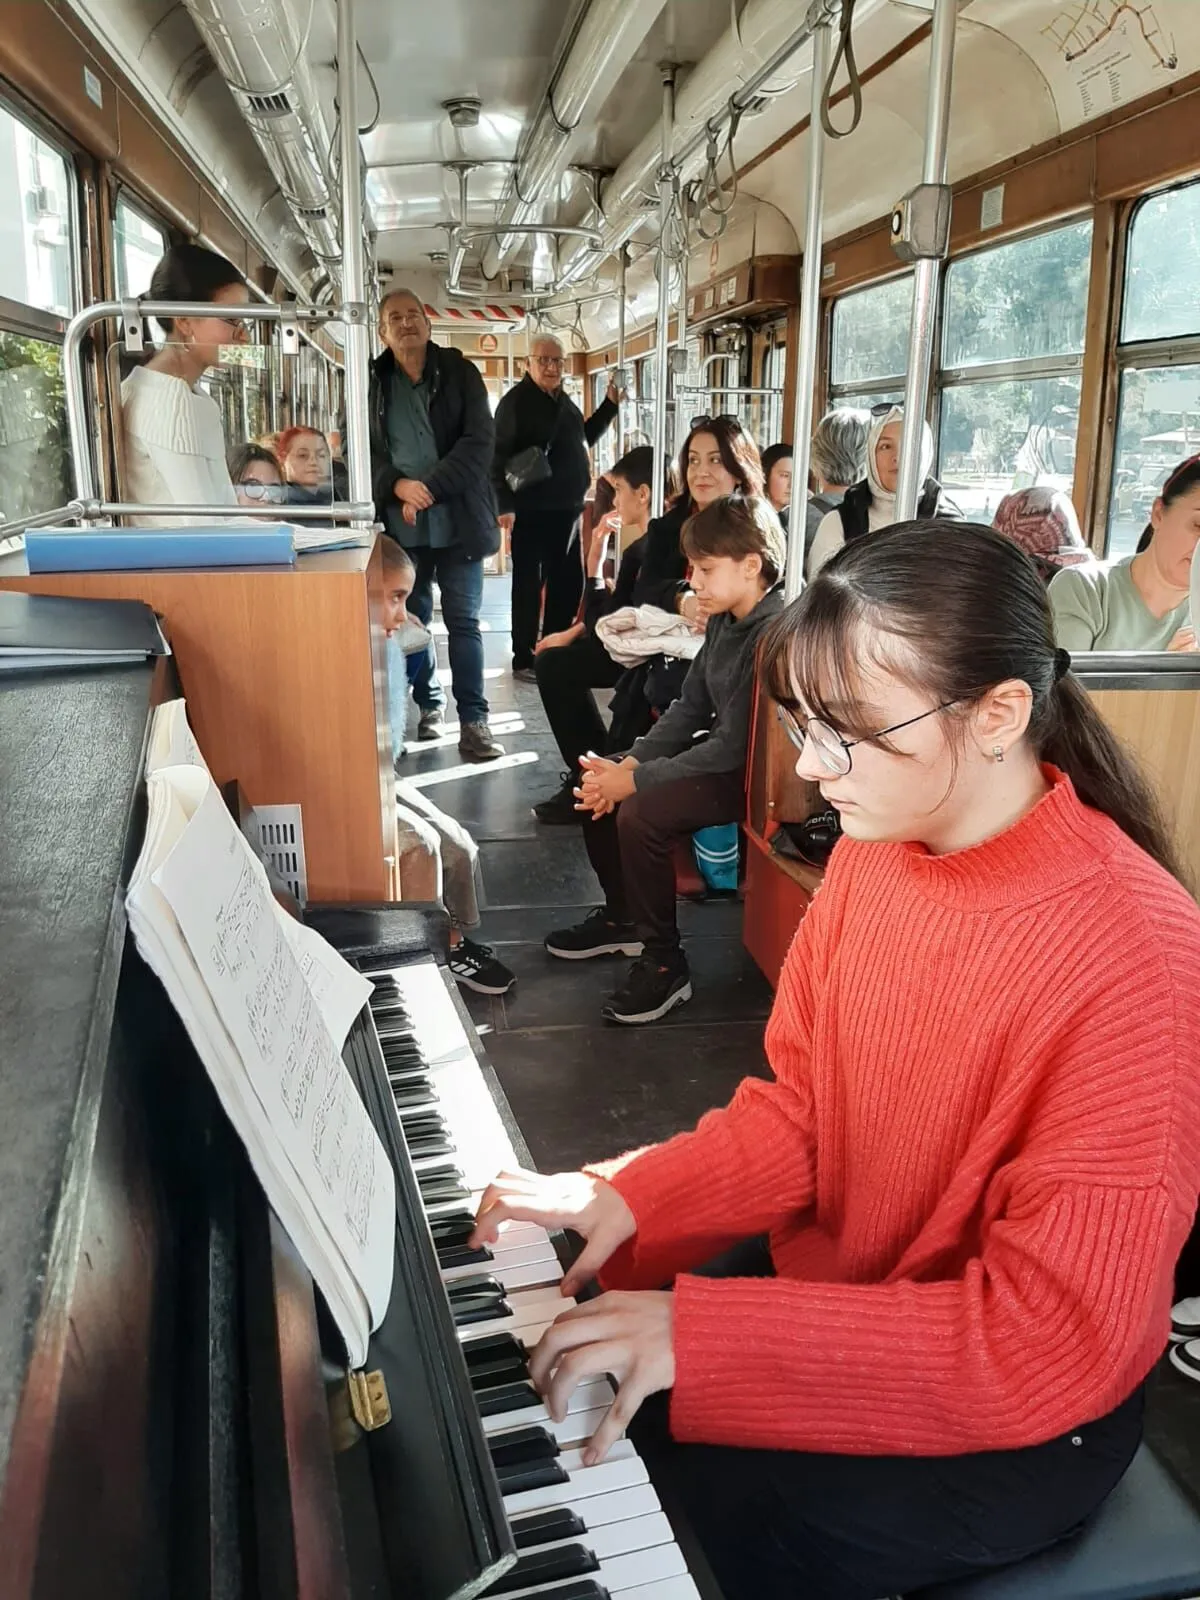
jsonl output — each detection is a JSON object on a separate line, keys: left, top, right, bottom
{"left": 363, "top": 959, "right": 700, "bottom": 1600}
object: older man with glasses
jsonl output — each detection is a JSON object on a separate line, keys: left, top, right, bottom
{"left": 492, "top": 333, "right": 620, "bottom": 680}
{"left": 369, "top": 287, "right": 504, "bottom": 764}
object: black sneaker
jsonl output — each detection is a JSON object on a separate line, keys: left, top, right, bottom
{"left": 512, "top": 664, "right": 538, "bottom": 685}
{"left": 448, "top": 937, "right": 516, "bottom": 995}
{"left": 533, "top": 774, "right": 580, "bottom": 825}
{"left": 1172, "top": 1296, "right": 1200, "bottom": 1342}
{"left": 602, "top": 953, "right": 692, "bottom": 1025}
{"left": 544, "top": 908, "right": 643, "bottom": 961}
{"left": 417, "top": 707, "right": 445, "bottom": 741}
{"left": 1170, "top": 1339, "right": 1200, "bottom": 1384}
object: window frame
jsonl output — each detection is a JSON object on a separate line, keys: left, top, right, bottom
{"left": 112, "top": 187, "right": 171, "bottom": 302}
{"left": 1104, "top": 179, "right": 1200, "bottom": 556}
{"left": 0, "top": 89, "right": 83, "bottom": 323}
{"left": 827, "top": 269, "right": 913, "bottom": 406}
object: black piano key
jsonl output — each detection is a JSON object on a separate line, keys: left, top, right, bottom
{"left": 429, "top": 1211, "right": 476, "bottom": 1242}
{"left": 495, "top": 1459, "right": 569, "bottom": 1497}
{"left": 437, "top": 1242, "right": 492, "bottom": 1269}
{"left": 393, "top": 1086, "right": 438, "bottom": 1112}
{"left": 463, "top": 1331, "right": 526, "bottom": 1363}
{"left": 476, "top": 1380, "right": 541, "bottom": 1418}
{"left": 488, "top": 1424, "right": 559, "bottom": 1468}
{"left": 446, "top": 1273, "right": 505, "bottom": 1299}
{"left": 452, "top": 1298, "right": 511, "bottom": 1328}
{"left": 508, "top": 1510, "right": 588, "bottom": 1548}
{"left": 483, "top": 1542, "right": 600, "bottom": 1595}
{"left": 422, "top": 1181, "right": 471, "bottom": 1207}
{"left": 469, "top": 1355, "right": 530, "bottom": 1392}
{"left": 509, "top": 1506, "right": 589, "bottom": 1550}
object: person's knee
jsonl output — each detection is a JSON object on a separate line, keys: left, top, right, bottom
{"left": 616, "top": 790, "right": 646, "bottom": 842}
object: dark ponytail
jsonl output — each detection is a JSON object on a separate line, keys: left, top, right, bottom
{"left": 1041, "top": 675, "right": 1181, "bottom": 880}
{"left": 147, "top": 242, "right": 244, "bottom": 335}
{"left": 1137, "top": 453, "right": 1200, "bottom": 556}
{"left": 761, "top": 519, "right": 1183, "bottom": 882}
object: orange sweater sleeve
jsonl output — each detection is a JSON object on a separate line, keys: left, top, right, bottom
{"left": 667, "top": 968, "right": 1200, "bottom": 1455}
{"left": 590, "top": 867, "right": 837, "bottom": 1290}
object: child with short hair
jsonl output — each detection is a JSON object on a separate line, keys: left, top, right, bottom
{"left": 381, "top": 538, "right": 516, "bottom": 996}
{"left": 545, "top": 493, "right": 786, "bottom": 1024}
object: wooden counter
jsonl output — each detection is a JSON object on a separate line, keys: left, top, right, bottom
{"left": 0, "top": 542, "right": 397, "bottom": 903}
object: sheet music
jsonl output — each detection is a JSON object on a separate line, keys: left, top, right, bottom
{"left": 145, "top": 771, "right": 394, "bottom": 1361}
{"left": 145, "top": 701, "right": 372, "bottom": 1048}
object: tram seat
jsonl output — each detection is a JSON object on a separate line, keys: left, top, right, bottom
{"left": 910, "top": 1444, "right": 1200, "bottom": 1600}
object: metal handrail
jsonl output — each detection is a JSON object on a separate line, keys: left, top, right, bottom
{"left": 62, "top": 298, "right": 364, "bottom": 509}
{"left": 0, "top": 499, "right": 376, "bottom": 536}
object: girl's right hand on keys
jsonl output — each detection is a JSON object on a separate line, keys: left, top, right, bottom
{"left": 471, "top": 1168, "right": 637, "bottom": 1296}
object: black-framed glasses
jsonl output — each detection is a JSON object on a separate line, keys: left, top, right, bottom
{"left": 776, "top": 699, "right": 957, "bottom": 777}
{"left": 869, "top": 400, "right": 902, "bottom": 417}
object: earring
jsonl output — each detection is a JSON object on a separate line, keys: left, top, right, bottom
{"left": 992, "top": 745, "right": 1005, "bottom": 763}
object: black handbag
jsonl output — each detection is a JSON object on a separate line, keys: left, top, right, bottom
{"left": 504, "top": 391, "right": 566, "bottom": 493}
{"left": 504, "top": 444, "right": 554, "bottom": 494}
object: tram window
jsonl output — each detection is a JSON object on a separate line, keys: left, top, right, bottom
{"left": 114, "top": 195, "right": 168, "bottom": 299}
{"left": 1106, "top": 182, "right": 1200, "bottom": 556}
{"left": 942, "top": 220, "right": 1092, "bottom": 369}
{"left": 937, "top": 220, "right": 1091, "bottom": 522}
{"left": 0, "top": 102, "right": 76, "bottom": 317}
{"left": 1122, "top": 182, "right": 1200, "bottom": 344}
{"left": 829, "top": 274, "right": 913, "bottom": 395}
{"left": 0, "top": 330, "right": 72, "bottom": 524}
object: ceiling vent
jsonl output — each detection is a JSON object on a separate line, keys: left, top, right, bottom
{"left": 243, "top": 90, "right": 294, "bottom": 118}
{"left": 293, "top": 203, "right": 329, "bottom": 220}
{"left": 443, "top": 96, "right": 482, "bottom": 129}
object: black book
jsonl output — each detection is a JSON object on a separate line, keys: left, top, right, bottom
{"left": 0, "top": 590, "right": 169, "bottom": 670}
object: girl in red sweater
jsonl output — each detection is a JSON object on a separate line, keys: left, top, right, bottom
{"left": 472, "top": 521, "right": 1200, "bottom": 1598}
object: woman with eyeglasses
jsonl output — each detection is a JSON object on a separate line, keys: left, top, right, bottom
{"left": 807, "top": 402, "right": 952, "bottom": 578}
{"left": 491, "top": 333, "right": 621, "bottom": 678}
{"left": 276, "top": 425, "right": 335, "bottom": 516}
{"left": 227, "top": 442, "right": 286, "bottom": 508}
{"left": 469, "top": 519, "right": 1200, "bottom": 1599}
{"left": 120, "top": 242, "right": 251, "bottom": 527}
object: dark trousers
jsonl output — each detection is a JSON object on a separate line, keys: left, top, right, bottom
{"left": 633, "top": 1237, "right": 1145, "bottom": 1600}
{"left": 583, "top": 769, "right": 745, "bottom": 956}
{"left": 534, "top": 630, "right": 624, "bottom": 774}
{"left": 511, "top": 508, "right": 583, "bottom": 668}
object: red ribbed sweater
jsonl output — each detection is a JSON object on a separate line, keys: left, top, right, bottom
{"left": 594, "top": 771, "right": 1200, "bottom": 1457}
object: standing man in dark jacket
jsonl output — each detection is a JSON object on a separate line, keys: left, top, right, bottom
{"left": 492, "top": 334, "right": 619, "bottom": 679}
{"left": 369, "top": 288, "right": 503, "bottom": 763}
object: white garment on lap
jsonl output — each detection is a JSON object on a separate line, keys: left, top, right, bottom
{"left": 595, "top": 605, "right": 705, "bottom": 667}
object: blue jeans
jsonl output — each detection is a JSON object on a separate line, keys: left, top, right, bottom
{"left": 400, "top": 545, "right": 488, "bottom": 732}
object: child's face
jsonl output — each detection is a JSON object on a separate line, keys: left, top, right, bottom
{"left": 383, "top": 573, "right": 414, "bottom": 634}
{"left": 608, "top": 474, "right": 651, "bottom": 529}
{"left": 687, "top": 552, "right": 763, "bottom": 614}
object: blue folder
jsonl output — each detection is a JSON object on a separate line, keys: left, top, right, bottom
{"left": 25, "top": 526, "right": 297, "bottom": 573}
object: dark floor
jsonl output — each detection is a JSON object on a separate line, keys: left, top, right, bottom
{"left": 397, "top": 571, "right": 773, "bottom": 1172}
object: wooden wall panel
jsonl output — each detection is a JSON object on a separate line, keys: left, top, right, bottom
{"left": 951, "top": 141, "right": 1095, "bottom": 253}
{"left": 1090, "top": 687, "right": 1200, "bottom": 895}
{"left": 114, "top": 97, "right": 201, "bottom": 235}
{"left": 1097, "top": 90, "right": 1200, "bottom": 200}
{"left": 0, "top": 4, "right": 119, "bottom": 157}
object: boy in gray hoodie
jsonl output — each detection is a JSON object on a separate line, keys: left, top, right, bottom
{"left": 545, "top": 493, "right": 787, "bottom": 1024}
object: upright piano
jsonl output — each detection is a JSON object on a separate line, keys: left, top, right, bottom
{"left": 0, "top": 660, "right": 703, "bottom": 1598}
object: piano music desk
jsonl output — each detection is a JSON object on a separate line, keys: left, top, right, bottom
{"left": 0, "top": 541, "right": 398, "bottom": 903}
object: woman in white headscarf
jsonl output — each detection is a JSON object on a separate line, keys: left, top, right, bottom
{"left": 806, "top": 405, "right": 950, "bottom": 577}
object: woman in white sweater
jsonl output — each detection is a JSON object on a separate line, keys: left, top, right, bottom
{"left": 120, "top": 243, "right": 250, "bottom": 526}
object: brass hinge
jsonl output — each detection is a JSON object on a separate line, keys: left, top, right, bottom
{"left": 347, "top": 1368, "right": 392, "bottom": 1432}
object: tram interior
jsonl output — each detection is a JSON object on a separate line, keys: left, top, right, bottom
{"left": 2, "top": 0, "right": 1200, "bottom": 1594}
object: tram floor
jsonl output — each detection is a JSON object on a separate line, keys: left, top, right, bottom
{"left": 394, "top": 571, "right": 773, "bottom": 1172}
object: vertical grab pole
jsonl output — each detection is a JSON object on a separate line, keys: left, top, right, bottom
{"left": 651, "top": 64, "right": 676, "bottom": 519}
{"left": 674, "top": 221, "right": 689, "bottom": 465}
{"left": 783, "top": 11, "right": 833, "bottom": 601}
{"left": 337, "top": 0, "right": 373, "bottom": 524}
{"left": 617, "top": 245, "right": 628, "bottom": 451}
{"left": 894, "top": 0, "right": 957, "bottom": 523}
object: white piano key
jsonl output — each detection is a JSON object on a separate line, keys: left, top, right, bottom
{"left": 622, "top": 1580, "right": 700, "bottom": 1600}
{"left": 442, "top": 1254, "right": 561, "bottom": 1289}
{"left": 563, "top": 1483, "right": 661, "bottom": 1529}
{"left": 519, "top": 1510, "right": 676, "bottom": 1562}
{"left": 489, "top": 1404, "right": 610, "bottom": 1450}
{"left": 482, "top": 1377, "right": 614, "bottom": 1434}
{"left": 501, "top": 1448, "right": 647, "bottom": 1516}
{"left": 497, "top": 1540, "right": 687, "bottom": 1599}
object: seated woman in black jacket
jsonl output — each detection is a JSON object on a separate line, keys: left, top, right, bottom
{"left": 532, "top": 417, "right": 764, "bottom": 823}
